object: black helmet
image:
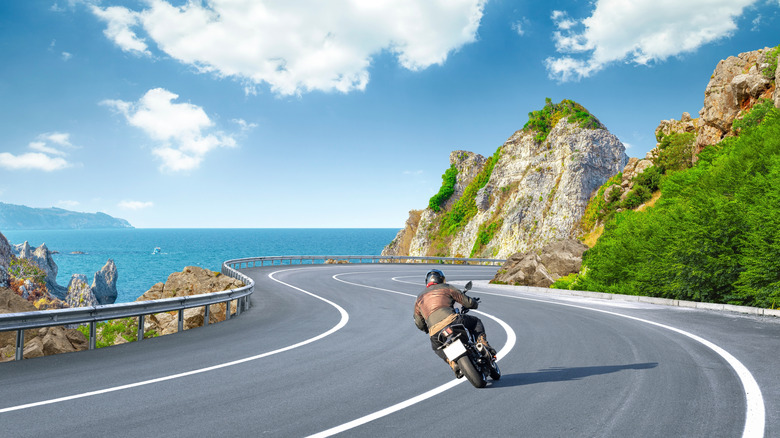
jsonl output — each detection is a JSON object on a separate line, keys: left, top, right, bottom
{"left": 425, "top": 269, "right": 445, "bottom": 285}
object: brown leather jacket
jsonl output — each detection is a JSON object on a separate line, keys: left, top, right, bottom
{"left": 413, "top": 283, "right": 478, "bottom": 334}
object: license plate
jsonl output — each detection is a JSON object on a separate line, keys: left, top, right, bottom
{"left": 443, "top": 339, "right": 467, "bottom": 361}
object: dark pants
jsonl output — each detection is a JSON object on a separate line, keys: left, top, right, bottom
{"left": 430, "top": 314, "right": 485, "bottom": 363}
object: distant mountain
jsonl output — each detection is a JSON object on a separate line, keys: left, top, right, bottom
{"left": 0, "top": 202, "right": 133, "bottom": 230}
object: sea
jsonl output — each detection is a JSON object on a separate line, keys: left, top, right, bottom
{"left": 2, "top": 228, "right": 399, "bottom": 304}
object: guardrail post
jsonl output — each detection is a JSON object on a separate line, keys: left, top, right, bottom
{"left": 204, "top": 304, "right": 210, "bottom": 325}
{"left": 137, "top": 315, "right": 145, "bottom": 341}
{"left": 178, "top": 309, "right": 184, "bottom": 333}
{"left": 89, "top": 321, "right": 96, "bottom": 350}
{"left": 15, "top": 329, "right": 24, "bottom": 361}
{"left": 226, "top": 300, "right": 231, "bottom": 320}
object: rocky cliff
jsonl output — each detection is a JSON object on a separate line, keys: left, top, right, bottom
{"left": 383, "top": 100, "right": 628, "bottom": 259}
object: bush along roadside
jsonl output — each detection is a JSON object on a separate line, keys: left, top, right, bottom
{"left": 562, "top": 103, "right": 780, "bottom": 309}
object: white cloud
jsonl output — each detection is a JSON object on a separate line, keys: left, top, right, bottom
{"left": 28, "top": 141, "right": 65, "bottom": 156}
{"left": 0, "top": 132, "right": 77, "bottom": 171}
{"left": 62, "top": 52, "right": 72, "bottom": 61}
{"left": 102, "top": 88, "right": 237, "bottom": 172}
{"left": 90, "top": 5, "right": 151, "bottom": 56}
{"left": 90, "top": 0, "right": 486, "bottom": 95}
{"left": 40, "top": 132, "right": 74, "bottom": 148}
{"left": 0, "top": 152, "right": 70, "bottom": 171}
{"left": 232, "top": 118, "right": 258, "bottom": 132}
{"left": 118, "top": 200, "right": 154, "bottom": 210}
{"left": 546, "top": 0, "right": 760, "bottom": 81}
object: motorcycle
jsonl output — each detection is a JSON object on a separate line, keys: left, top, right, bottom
{"left": 435, "top": 281, "right": 501, "bottom": 388}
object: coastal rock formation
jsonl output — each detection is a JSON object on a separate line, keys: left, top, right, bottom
{"left": 383, "top": 103, "right": 628, "bottom": 259}
{"left": 11, "top": 241, "right": 118, "bottom": 305}
{"left": 91, "top": 259, "right": 118, "bottom": 305}
{"left": 136, "top": 266, "right": 244, "bottom": 335}
{"left": 696, "top": 47, "right": 779, "bottom": 152}
{"left": 66, "top": 274, "right": 99, "bottom": 308}
{"left": 0, "top": 287, "right": 88, "bottom": 362}
{"left": 13, "top": 241, "right": 65, "bottom": 298}
{"left": 0, "top": 232, "right": 11, "bottom": 288}
{"left": 491, "top": 239, "right": 589, "bottom": 287}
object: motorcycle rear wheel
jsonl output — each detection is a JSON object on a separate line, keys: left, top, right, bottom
{"left": 457, "top": 356, "right": 486, "bottom": 388}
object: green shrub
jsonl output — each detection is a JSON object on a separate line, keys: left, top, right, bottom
{"left": 523, "top": 98, "right": 601, "bottom": 143}
{"left": 581, "top": 105, "right": 780, "bottom": 307}
{"left": 732, "top": 98, "right": 775, "bottom": 133}
{"left": 470, "top": 219, "right": 502, "bottom": 257}
{"left": 428, "top": 164, "right": 458, "bottom": 212}
{"left": 762, "top": 45, "right": 779, "bottom": 81}
{"left": 622, "top": 185, "right": 652, "bottom": 210}
{"left": 633, "top": 165, "right": 662, "bottom": 192}
{"left": 77, "top": 318, "right": 159, "bottom": 348}
{"left": 656, "top": 132, "right": 695, "bottom": 174}
{"left": 440, "top": 147, "right": 501, "bottom": 235}
{"left": 9, "top": 258, "right": 47, "bottom": 285}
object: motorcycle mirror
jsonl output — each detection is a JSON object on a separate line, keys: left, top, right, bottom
{"left": 464, "top": 281, "right": 472, "bottom": 291}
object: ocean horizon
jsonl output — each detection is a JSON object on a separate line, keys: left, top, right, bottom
{"left": 3, "top": 228, "right": 400, "bottom": 304}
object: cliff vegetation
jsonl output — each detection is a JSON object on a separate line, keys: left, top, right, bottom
{"left": 383, "top": 99, "right": 627, "bottom": 260}
{"left": 557, "top": 44, "right": 780, "bottom": 309}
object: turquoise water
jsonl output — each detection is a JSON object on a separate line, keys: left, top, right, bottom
{"left": 2, "top": 228, "right": 399, "bottom": 303}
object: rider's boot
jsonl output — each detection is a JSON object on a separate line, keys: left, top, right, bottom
{"left": 477, "top": 334, "right": 497, "bottom": 357}
{"left": 448, "top": 359, "right": 463, "bottom": 378}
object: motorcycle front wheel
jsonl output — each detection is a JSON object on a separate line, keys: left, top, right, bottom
{"left": 489, "top": 359, "right": 501, "bottom": 380}
{"left": 457, "top": 356, "right": 487, "bottom": 388}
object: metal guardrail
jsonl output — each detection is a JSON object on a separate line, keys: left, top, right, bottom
{"left": 0, "top": 260, "right": 254, "bottom": 361}
{"left": 1, "top": 254, "right": 505, "bottom": 362}
{"left": 222, "top": 254, "right": 506, "bottom": 269}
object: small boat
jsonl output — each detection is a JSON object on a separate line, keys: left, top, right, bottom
{"left": 152, "top": 247, "right": 161, "bottom": 255}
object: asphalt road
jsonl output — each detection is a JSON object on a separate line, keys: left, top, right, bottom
{"left": 1, "top": 263, "right": 778, "bottom": 437}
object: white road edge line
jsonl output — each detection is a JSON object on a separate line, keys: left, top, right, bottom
{"left": 306, "top": 273, "right": 517, "bottom": 438}
{"left": 0, "top": 268, "right": 349, "bottom": 415}
{"left": 471, "top": 288, "right": 766, "bottom": 438}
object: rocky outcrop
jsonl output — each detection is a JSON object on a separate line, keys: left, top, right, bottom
{"left": 66, "top": 274, "right": 99, "bottom": 308}
{"left": 491, "top": 239, "right": 589, "bottom": 287}
{"left": 0, "top": 287, "right": 88, "bottom": 362}
{"left": 11, "top": 241, "right": 118, "bottom": 305}
{"left": 697, "top": 47, "right": 779, "bottom": 152}
{"left": 135, "top": 266, "right": 244, "bottom": 335}
{"left": 91, "top": 259, "right": 118, "bottom": 305}
{"left": 0, "top": 232, "right": 11, "bottom": 288}
{"left": 384, "top": 109, "right": 628, "bottom": 259}
{"left": 13, "top": 241, "right": 65, "bottom": 298}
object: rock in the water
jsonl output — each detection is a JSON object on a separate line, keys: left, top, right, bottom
{"left": 13, "top": 241, "right": 66, "bottom": 298}
{"left": 0, "top": 232, "right": 11, "bottom": 288}
{"left": 91, "top": 259, "right": 118, "bottom": 305}
{"left": 66, "top": 274, "right": 99, "bottom": 308}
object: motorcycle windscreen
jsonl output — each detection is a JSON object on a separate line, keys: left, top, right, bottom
{"left": 443, "top": 339, "right": 468, "bottom": 361}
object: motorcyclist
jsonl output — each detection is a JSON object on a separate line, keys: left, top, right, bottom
{"left": 413, "top": 269, "right": 497, "bottom": 376}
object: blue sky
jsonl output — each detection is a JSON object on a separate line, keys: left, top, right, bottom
{"left": 0, "top": 0, "right": 778, "bottom": 228}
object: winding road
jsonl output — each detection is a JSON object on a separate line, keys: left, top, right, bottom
{"left": 2, "top": 263, "right": 779, "bottom": 437}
